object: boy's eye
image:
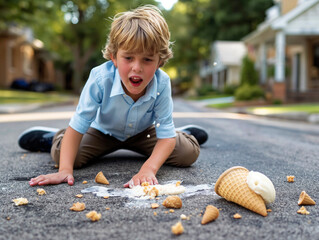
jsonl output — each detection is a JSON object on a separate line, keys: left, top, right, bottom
{"left": 144, "top": 58, "right": 153, "bottom": 62}
{"left": 125, "top": 57, "right": 132, "bottom": 60}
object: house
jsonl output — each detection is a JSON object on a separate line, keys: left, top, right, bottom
{"left": 0, "top": 26, "right": 55, "bottom": 89}
{"left": 200, "top": 41, "right": 247, "bottom": 91}
{"left": 243, "top": 0, "right": 319, "bottom": 102}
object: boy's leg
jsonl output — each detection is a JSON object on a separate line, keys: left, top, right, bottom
{"left": 125, "top": 126, "right": 200, "bottom": 167}
{"left": 51, "top": 127, "right": 123, "bottom": 168}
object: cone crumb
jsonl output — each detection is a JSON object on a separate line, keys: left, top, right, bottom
{"left": 151, "top": 203, "right": 159, "bottom": 209}
{"left": 86, "top": 211, "right": 101, "bottom": 221}
{"left": 267, "top": 209, "right": 272, "bottom": 212}
{"left": 171, "top": 221, "right": 184, "bottom": 235}
{"left": 103, "top": 196, "right": 109, "bottom": 199}
{"left": 12, "top": 198, "right": 28, "bottom": 206}
{"left": 287, "top": 176, "right": 295, "bottom": 182}
{"left": 76, "top": 194, "right": 83, "bottom": 198}
{"left": 82, "top": 181, "right": 88, "bottom": 184}
{"left": 169, "top": 209, "right": 175, "bottom": 213}
{"left": 233, "top": 213, "right": 242, "bottom": 219}
{"left": 37, "top": 188, "right": 46, "bottom": 195}
{"left": 70, "top": 202, "right": 85, "bottom": 212}
{"left": 180, "top": 214, "right": 190, "bottom": 220}
{"left": 153, "top": 212, "right": 157, "bottom": 216}
{"left": 297, "top": 206, "right": 310, "bottom": 215}
{"left": 106, "top": 207, "right": 110, "bottom": 210}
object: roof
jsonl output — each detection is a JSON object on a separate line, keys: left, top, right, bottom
{"left": 213, "top": 41, "right": 247, "bottom": 66}
{"left": 243, "top": 0, "right": 319, "bottom": 44}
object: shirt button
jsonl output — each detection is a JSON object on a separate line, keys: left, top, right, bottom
{"left": 128, "top": 123, "right": 133, "bottom": 127}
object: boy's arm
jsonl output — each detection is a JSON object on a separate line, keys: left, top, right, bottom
{"left": 124, "top": 137, "right": 176, "bottom": 188}
{"left": 29, "top": 126, "right": 83, "bottom": 186}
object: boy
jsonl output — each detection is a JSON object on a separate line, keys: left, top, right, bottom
{"left": 18, "top": 5, "right": 208, "bottom": 188}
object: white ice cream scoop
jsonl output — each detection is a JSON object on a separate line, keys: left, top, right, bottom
{"left": 246, "top": 171, "right": 276, "bottom": 204}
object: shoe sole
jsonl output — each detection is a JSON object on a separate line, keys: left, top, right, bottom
{"left": 18, "top": 126, "right": 59, "bottom": 152}
{"left": 175, "top": 124, "right": 208, "bottom": 145}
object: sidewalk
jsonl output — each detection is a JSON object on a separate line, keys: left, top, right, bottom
{"left": 0, "top": 98, "right": 78, "bottom": 114}
{"left": 195, "top": 97, "right": 319, "bottom": 124}
{"left": 227, "top": 106, "right": 319, "bottom": 124}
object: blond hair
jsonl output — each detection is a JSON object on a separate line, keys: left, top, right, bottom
{"left": 102, "top": 5, "right": 173, "bottom": 67}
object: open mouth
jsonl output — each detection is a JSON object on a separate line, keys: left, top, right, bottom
{"left": 129, "top": 76, "right": 143, "bottom": 87}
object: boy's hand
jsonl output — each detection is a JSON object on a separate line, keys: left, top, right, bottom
{"left": 29, "top": 170, "right": 74, "bottom": 186}
{"left": 123, "top": 168, "right": 158, "bottom": 188}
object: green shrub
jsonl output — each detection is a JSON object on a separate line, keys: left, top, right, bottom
{"left": 223, "top": 84, "right": 239, "bottom": 95}
{"left": 196, "top": 84, "right": 216, "bottom": 96}
{"left": 240, "top": 56, "right": 258, "bottom": 86}
{"left": 235, "top": 84, "right": 265, "bottom": 101}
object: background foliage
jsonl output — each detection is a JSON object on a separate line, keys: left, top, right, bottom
{"left": 0, "top": 0, "right": 273, "bottom": 92}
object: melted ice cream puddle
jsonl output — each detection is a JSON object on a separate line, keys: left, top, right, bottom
{"left": 81, "top": 181, "right": 215, "bottom": 207}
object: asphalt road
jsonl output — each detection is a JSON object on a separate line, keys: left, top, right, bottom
{"left": 1, "top": 98, "right": 319, "bottom": 240}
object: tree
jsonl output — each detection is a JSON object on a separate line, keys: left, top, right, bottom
{"left": 165, "top": 0, "right": 273, "bottom": 90}
{"left": 0, "top": 0, "right": 55, "bottom": 30}
{"left": 164, "top": 0, "right": 217, "bottom": 89}
{"left": 50, "top": 0, "right": 159, "bottom": 93}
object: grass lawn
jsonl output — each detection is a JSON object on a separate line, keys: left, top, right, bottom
{"left": 248, "top": 104, "right": 319, "bottom": 115}
{"left": 188, "top": 94, "right": 232, "bottom": 101}
{"left": 0, "top": 89, "right": 74, "bottom": 104}
{"left": 207, "top": 102, "right": 234, "bottom": 109}
{"left": 207, "top": 101, "right": 319, "bottom": 114}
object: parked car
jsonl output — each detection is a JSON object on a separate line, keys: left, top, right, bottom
{"left": 10, "top": 79, "right": 54, "bottom": 92}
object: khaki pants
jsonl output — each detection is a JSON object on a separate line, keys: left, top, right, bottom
{"left": 51, "top": 126, "right": 200, "bottom": 168}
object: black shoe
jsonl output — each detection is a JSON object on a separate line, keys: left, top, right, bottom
{"left": 176, "top": 125, "right": 208, "bottom": 145}
{"left": 18, "top": 127, "right": 59, "bottom": 152}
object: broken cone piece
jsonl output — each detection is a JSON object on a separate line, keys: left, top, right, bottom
{"left": 163, "top": 195, "right": 182, "bottom": 209}
{"left": 201, "top": 205, "right": 219, "bottom": 224}
{"left": 298, "top": 191, "right": 316, "bottom": 205}
{"left": 95, "top": 171, "right": 109, "bottom": 185}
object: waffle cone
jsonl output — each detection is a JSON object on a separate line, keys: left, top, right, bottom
{"left": 298, "top": 191, "right": 315, "bottom": 205}
{"left": 201, "top": 205, "right": 219, "bottom": 224}
{"left": 215, "top": 166, "right": 267, "bottom": 217}
{"left": 95, "top": 171, "right": 109, "bottom": 185}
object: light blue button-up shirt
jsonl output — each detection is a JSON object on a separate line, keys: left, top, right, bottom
{"left": 69, "top": 61, "right": 176, "bottom": 141}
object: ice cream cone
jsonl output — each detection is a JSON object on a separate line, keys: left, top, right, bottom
{"left": 215, "top": 166, "right": 267, "bottom": 217}
{"left": 298, "top": 191, "right": 315, "bottom": 205}
{"left": 201, "top": 205, "right": 219, "bottom": 224}
{"left": 95, "top": 171, "right": 109, "bottom": 185}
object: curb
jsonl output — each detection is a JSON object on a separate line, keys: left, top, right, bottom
{"left": 230, "top": 108, "right": 319, "bottom": 124}
{"left": 0, "top": 100, "right": 77, "bottom": 114}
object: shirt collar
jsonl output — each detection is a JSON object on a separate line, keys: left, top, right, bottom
{"left": 110, "top": 69, "right": 125, "bottom": 97}
{"left": 110, "top": 68, "right": 158, "bottom": 101}
{"left": 140, "top": 73, "right": 157, "bottom": 102}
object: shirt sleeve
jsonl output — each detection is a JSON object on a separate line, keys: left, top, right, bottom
{"left": 153, "top": 77, "right": 176, "bottom": 139}
{"left": 69, "top": 69, "right": 103, "bottom": 134}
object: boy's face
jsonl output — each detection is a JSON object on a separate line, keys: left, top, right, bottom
{"left": 111, "top": 48, "right": 161, "bottom": 101}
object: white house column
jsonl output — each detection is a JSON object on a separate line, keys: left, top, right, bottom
{"left": 212, "top": 71, "right": 218, "bottom": 89}
{"left": 275, "top": 31, "right": 286, "bottom": 82}
{"left": 259, "top": 42, "right": 267, "bottom": 84}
